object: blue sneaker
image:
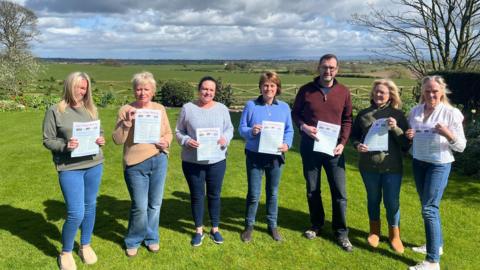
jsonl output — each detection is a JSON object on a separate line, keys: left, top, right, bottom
{"left": 210, "top": 231, "right": 224, "bottom": 244}
{"left": 191, "top": 233, "right": 205, "bottom": 247}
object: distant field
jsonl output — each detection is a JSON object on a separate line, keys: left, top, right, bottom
{"left": 30, "top": 63, "right": 417, "bottom": 106}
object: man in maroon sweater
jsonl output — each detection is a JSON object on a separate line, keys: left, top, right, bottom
{"left": 292, "top": 54, "right": 353, "bottom": 252}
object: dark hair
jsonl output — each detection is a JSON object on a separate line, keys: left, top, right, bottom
{"left": 259, "top": 71, "right": 282, "bottom": 95}
{"left": 318, "top": 53, "right": 338, "bottom": 66}
{"left": 197, "top": 76, "right": 217, "bottom": 91}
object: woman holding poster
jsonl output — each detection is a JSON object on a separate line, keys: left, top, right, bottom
{"left": 112, "top": 71, "right": 172, "bottom": 257}
{"left": 351, "top": 79, "right": 410, "bottom": 253}
{"left": 406, "top": 76, "right": 466, "bottom": 270}
{"left": 175, "top": 76, "right": 234, "bottom": 247}
{"left": 43, "top": 72, "right": 105, "bottom": 270}
{"left": 238, "top": 71, "right": 294, "bottom": 242}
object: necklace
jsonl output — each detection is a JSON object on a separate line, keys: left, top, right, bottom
{"left": 265, "top": 104, "right": 272, "bottom": 117}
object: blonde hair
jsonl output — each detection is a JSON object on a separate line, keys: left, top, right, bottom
{"left": 370, "top": 79, "right": 402, "bottom": 109}
{"left": 58, "top": 72, "right": 97, "bottom": 119}
{"left": 132, "top": 71, "right": 157, "bottom": 93}
{"left": 420, "top": 75, "right": 451, "bottom": 106}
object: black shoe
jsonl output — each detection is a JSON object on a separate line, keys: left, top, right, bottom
{"left": 337, "top": 237, "right": 353, "bottom": 252}
{"left": 268, "top": 227, "right": 282, "bottom": 241}
{"left": 241, "top": 226, "right": 253, "bottom": 242}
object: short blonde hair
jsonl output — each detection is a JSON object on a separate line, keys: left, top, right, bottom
{"left": 58, "top": 72, "right": 97, "bottom": 119}
{"left": 420, "top": 75, "right": 451, "bottom": 106}
{"left": 370, "top": 79, "right": 402, "bottom": 109}
{"left": 132, "top": 71, "right": 157, "bottom": 93}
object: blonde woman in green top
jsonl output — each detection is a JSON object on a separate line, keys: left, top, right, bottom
{"left": 351, "top": 79, "right": 410, "bottom": 253}
{"left": 43, "top": 72, "right": 105, "bottom": 270}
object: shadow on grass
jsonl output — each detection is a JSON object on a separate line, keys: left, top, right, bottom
{"left": 168, "top": 191, "right": 417, "bottom": 265}
{"left": 0, "top": 204, "right": 60, "bottom": 257}
{"left": 443, "top": 174, "right": 480, "bottom": 205}
{"left": 44, "top": 196, "right": 130, "bottom": 249}
{"left": 32, "top": 191, "right": 416, "bottom": 265}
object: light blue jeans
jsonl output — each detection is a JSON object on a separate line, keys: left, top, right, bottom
{"left": 124, "top": 153, "right": 168, "bottom": 249}
{"left": 245, "top": 156, "right": 283, "bottom": 228}
{"left": 360, "top": 171, "right": 402, "bottom": 226}
{"left": 412, "top": 159, "right": 451, "bottom": 263}
{"left": 58, "top": 163, "right": 103, "bottom": 252}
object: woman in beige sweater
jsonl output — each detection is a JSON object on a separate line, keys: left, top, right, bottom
{"left": 112, "top": 71, "right": 172, "bottom": 257}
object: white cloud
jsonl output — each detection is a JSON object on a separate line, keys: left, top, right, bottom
{"left": 37, "top": 17, "right": 70, "bottom": 28}
{"left": 23, "top": 0, "right": 395, "bottom": 59}
{"left": 45, "top": 27, "right": 85, "bottom": 35}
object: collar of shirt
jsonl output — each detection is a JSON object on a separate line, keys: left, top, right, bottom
{"left": 254, "top": 95, "right": 278, "bottom": 105}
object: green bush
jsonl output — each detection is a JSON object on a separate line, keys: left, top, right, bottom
{"left": 13, "top": 95, "right": 60, "bottom": 110}
{"left": 454, "top": 117, "right": 480, "bottom": 176}
{"left": 0, "top": 100, "right": 25, "bottom": 111}
{"left": 214, "top": 78, "right": 235, "bottom": 108}
{"left": 156, "top": 80, "right": 194, "bottom": 107}
{"left": 428, "top": 71, "right": 480, "bottom": 116}
{"left": 95, "top": 91, "right": 117, "bottom": 108}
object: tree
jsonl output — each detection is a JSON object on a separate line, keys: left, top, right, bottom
{"left": 351, "top": 0, "right": 480, "bottom": 77}
{"left": 0, "top": 1, "right": 40, "bottom": 96}
{"left": 0, "top": 50, "right": 40, "bottom": 96}
{"left": 0, "top": 0, "right": 38, "bottom": 51}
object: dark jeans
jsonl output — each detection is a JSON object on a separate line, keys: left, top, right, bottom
{"left": 300, "top": 138, "right": 348, "bottom": 238}
{"left": 182, "top": 160, "right": 226, "bottom": 228}
{"left": 360, "top": 171, "right": 402, "bottom": 226}
{"left": 244, "top": 153, "right": 283, "bottom": 228}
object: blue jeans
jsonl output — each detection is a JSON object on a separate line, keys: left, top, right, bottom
{"left": 413, "top": 159, "right": 451, "bottom": 263}
{"left": 182, "top": 160, "right": 226, "bottom": 228}
{"left": 58, "top": 163, "right": 103, "bottom": 252}
{"left": 245, "top": 155, "right": 283, "bottom": 228}
{"left": 360, "top": 171, "right": 402, "bottom": 226}
{"left": 124, "top": 153, "right": 168, "bottom": 249}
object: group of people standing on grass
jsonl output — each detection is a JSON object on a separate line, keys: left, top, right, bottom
{"left": 42, "top": 53, "right": 466, "bottom": 270}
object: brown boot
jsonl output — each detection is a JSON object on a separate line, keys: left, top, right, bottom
{"left": 367, "top": 220, "right": 380, "bottom": 248}
{"left": 389, "top": 226, "right": 404, "bottom": 253}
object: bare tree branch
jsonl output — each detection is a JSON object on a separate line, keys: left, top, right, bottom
{"left": 350, "top": 0, "right": 480, "bottom": 75}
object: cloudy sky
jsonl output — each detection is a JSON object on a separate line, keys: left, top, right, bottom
{"left": 12, "top": 0, "right": 392, "bottom": 59}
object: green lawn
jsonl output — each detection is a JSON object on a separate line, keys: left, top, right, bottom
{"left": 0, "top": 108, "right": 478, "bottom": 269}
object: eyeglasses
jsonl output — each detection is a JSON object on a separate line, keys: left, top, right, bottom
{"left": 320, "top": 66, "right": 337, "bottom": 70}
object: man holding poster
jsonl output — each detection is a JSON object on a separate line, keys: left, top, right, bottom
{"left": 292, "top": 54, "right": 353, "bottom": 252}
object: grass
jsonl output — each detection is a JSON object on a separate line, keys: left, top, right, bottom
{"left": 1, "top": 108, "right": 479, "bottom": 270}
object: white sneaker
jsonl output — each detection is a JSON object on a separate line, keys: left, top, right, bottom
{"left": 412, "top": 244, "right": 444, "bottom": 255}
{"left": 408, "top": 261, "right": 440, "bottom": 270}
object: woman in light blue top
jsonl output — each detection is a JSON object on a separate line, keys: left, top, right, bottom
{"left": 175, "top": 76, "right": 234, "bottom": 247}
{"left": 238, "top": 71, "right": 294, "bottom": 242}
